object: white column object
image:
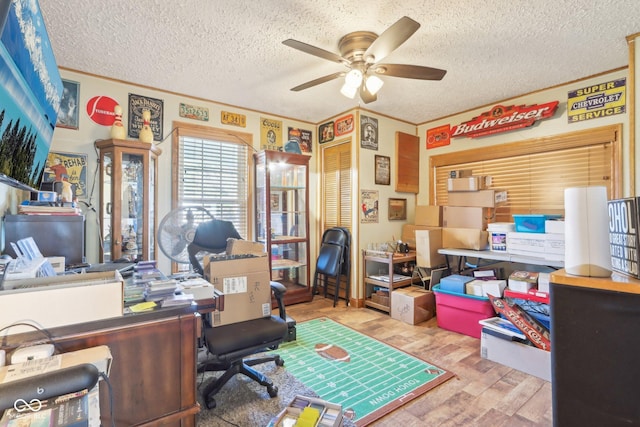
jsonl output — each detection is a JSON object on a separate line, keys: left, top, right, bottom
{"left": 564, "top": 186, "right": 612, "bottom": 277}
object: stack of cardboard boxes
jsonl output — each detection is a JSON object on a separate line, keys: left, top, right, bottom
{"left": 443, "top": 170, "right": 507, "bottom": 251}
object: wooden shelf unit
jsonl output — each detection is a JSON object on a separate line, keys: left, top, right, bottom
{"left": 363, "top": 250, "right": 417, "bottom": 313}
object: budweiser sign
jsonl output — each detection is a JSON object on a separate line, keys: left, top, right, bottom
{"left": 451, "top": 101, "right": 559, "bottom": 138}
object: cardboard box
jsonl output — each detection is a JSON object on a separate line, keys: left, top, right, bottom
{"left": 508, "top": 271, "right": 539, "bottom": 293}
{"left": 402, "top": 224, "right": 436, "bottom": 249}
{"left": 545, "top": 219, "right": 565, "bottom": 234}
{"left": 391, "top": 287, "right": 436, "bottom": 325}
{"left": 447, "top": 189, "right": 507, "bottom": 208}
{"left": 226, "top": 238, "right": 266, "bottom": 256}
{"left": 465, "top": 279, "right": 484, "bottom": 296}
{"left": 0, "top": 345, "right": 113, "bottom": 384}
{"left": 0, "top": 272, "right": 124, "bottom": 334}
{"left": 415, "top": 228, "right": 446, "bottom": 268}
{"left": 415, "top": 205, "right": 442, "bottom": 226}
{"left": 480, "top": 327, "right": 551, "bottom": 381}
{"left": 442, "top": 206, "right": 491, "bottom": 229}
{"left": 205, "top": 255, "right": 272, "bottom": 326}
{"left": 506, "top": 231, "right": 546, "bottom": 254}
{"left": 447, "top": 176, "right": 488, "bottom": 192}
{"left": 442, "top": 227, "right": 490, "bottom": 250}
{"left": 480, "top": 279, "right": 507, "bottom": 297}
{"left": 449, "top": 169, "right": 473, "bottom": 178}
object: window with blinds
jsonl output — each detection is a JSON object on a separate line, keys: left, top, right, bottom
{"left": 430, "top": 125, "right": 621, "bottom": 222}
{"left": 172, "top": 124, "right": 251, "bottom": 238}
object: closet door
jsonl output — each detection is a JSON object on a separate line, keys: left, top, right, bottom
{"left": 322, "top": 142, "right": 352, "bottom": 231}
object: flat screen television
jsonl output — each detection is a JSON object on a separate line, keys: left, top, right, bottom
{"left": 0, "top": 0, "right": 62, "bottom": 192}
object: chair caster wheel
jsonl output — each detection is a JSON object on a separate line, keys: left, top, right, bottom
{"left": 205, "top": 397, "right": 216, "bottom": 409}
{"left": 276, "top": 358, "right": 285, "bottom": 367}
{"left": 267, "top": 385, "right": 278, "bottom": 398}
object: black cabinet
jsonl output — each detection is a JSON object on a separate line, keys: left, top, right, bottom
{"left": 550, "top": 270, "right": 640, "bottom": 426}
{"left": 3, "top": 214, "right": 85, "bottom": 265}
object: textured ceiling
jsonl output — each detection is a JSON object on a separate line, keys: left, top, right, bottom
{"left": 39, "top": 0, "right": 640, "bottom": 124}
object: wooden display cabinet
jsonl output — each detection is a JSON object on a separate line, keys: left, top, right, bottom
{"left": 96, "top": 139, "right": 161, "bottom": 262}
{"left": 254, "top": 150, "right": 311, "bottom": 305}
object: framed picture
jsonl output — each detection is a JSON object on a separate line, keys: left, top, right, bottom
{"left": 360, "top": 115, "right": 378, "bottom": 150}
{"left": 388, "top": 198, "right": 407, "bottom": 220}
{"left": 56, "top": 79, "right": 80, "bottom": 130}
{"left": 42, "top": 151, "right": 88, "bottom": 200}
{"left": 375, "top": 155, "right": 390, "bottom": 185}
{"left": 334, "top": 114, "right": 354, "bottom": 136}
{"left": 319, "top": 121, "right": 335, "bottom": 144}
{"left": 360, "top": 190, "right": 379, "bottom": 223}
{"left": 128, "top": 93, "right": 164, "bottom": 141}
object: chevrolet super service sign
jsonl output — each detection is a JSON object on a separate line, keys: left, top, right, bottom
{"left": 568, "top": 78, "right": 626, "bottom": 123}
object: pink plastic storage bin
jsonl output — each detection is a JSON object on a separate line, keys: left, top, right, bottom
{"left": 433, "top": 284, "right": 496, "bottom": 339}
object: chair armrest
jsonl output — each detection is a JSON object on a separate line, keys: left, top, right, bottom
{"left": 270, "top": 281, "right": 287, "bottom": 321}
{"left": 270, "top": 281, "right": 287, "bottom": 296}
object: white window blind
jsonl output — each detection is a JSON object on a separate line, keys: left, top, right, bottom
{"left": 177, "top": 135, "right": 249, "bottom": 238}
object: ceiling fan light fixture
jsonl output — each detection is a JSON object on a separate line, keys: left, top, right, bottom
{"left": 344, "top": 69, "right": 363, "bottom": 88}
{"left": 340, "top": 82, "right": 358, "bottom": 99}
{"left": 365, "top": 75, "right": 384, "bottom": 95}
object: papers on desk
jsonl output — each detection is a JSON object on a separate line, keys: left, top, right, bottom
{"left": 160, "top": 293, "right": 194, "bottom": 307}
{"left": 368, "top": 274, "right": 411, "bottom": 283}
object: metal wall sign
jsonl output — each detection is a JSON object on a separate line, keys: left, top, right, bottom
{"left": 568, "top": 78, "right": 626, "bottom": 123}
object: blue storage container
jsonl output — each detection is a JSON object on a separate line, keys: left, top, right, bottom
{"left": 439, "top": 274, "right": 474, "bottom": 294}
{"left": 513, "top": 214, "right": 562, "bottom": 233}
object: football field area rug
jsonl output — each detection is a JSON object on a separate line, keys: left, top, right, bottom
{"left": 274, "top": 317, "right": 455, "bottom": 426}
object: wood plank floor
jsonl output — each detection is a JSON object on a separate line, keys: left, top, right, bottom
{"left": 285, "top": 297, "right": 553, "bottom": 427}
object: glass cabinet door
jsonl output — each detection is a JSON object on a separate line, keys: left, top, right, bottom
{"left": 255, "top": 150, "right": 311, "bottom": 305}
{"left": 97, "top": 139, "right": 160, "bottom": 263}
{"left": 102, "top": 152, "right": 113, "bottom": 262}
{"left": 121, "top": 152, "right": 144, "bottom": 261}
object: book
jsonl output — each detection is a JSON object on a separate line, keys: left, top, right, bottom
{"left": 479, "top": 316, "right": 527, "bottom": 341}
{"left": 161, "top": 293, "right": 194, "bottom": 307}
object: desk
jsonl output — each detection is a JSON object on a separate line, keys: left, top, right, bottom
{"left": 0, "top": 303, "right": 215, "bottom": 426}
{"left": 437, "top": 248, "right": 564, "bottom": 273}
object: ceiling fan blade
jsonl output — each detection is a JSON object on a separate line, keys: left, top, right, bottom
{"left": 291, "top": 72, "right": 345, "bottom": 91}
{"left": 374, "top": 64, "right": 447, "bottom": 80}
{"left": 364, "top": 16, "right": 420, "bottom": 63}
{"left": 283, "top": 39, "right": 346, "bottom": 64}
{"left": 359, "top": 84, "right": 377, "bottom": 104}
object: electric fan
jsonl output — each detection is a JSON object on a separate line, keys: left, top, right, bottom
{"left": 157, "top": 206, "right": 214, "bottom": 264}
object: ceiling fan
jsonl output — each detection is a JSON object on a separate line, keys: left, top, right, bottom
{"left": 283, "top": 16, "right": 446, "bottom": 104}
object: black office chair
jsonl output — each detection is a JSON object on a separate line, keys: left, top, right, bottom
{"left": 188, "top": 219, "right": 290, "bottom": 410}
{"left": 312, "top": 227, "right": 351, "bottom": 307}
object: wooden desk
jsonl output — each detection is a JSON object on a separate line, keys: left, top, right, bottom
{"left": 0, "top": 303, "right": 214, "bottom": 426}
